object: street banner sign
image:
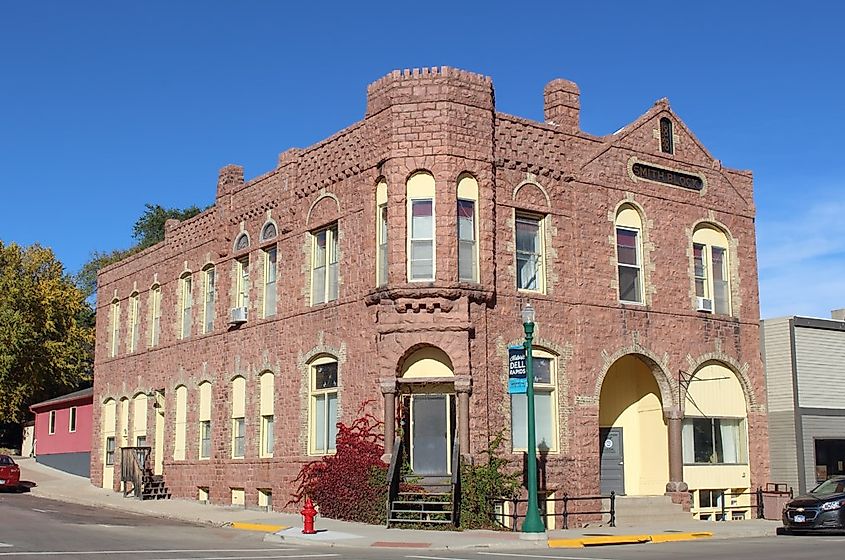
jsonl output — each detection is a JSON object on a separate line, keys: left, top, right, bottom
{"left": 508, "top": 345, "right": 527, "bottom": 394}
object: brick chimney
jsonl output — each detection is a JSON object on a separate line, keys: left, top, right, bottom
{"left": 544, "top": 79, "right": 580, "bottom": 134}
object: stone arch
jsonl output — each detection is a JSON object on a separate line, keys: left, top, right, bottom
{"left": 397, "top": 344, "right": 455, "bottom": 379}
{"left": 233, "top": 232, "right": 250, "bottom": 253}
{"left": 306, "top": 193, "right": 340, "bottom": 227}
{"left": 594, "top": 344, "right": 676, "bottom": 410}
{"left": 512, "top": 180, "right": 551, "bottom": 207}
{"left": 684, "top": 353, "right": 759, "bottom": 413}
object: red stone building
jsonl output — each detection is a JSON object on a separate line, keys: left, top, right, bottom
{"left": 93, "top": 67, "right": 769, "bottom": 520}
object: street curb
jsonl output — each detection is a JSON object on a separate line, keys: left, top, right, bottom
{"left": 229, "top": 522, "right": 289, "bottom": 533}
{"left": 548, "top": 531, "right": 712, "bottom": 548}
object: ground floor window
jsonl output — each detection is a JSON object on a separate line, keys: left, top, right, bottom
{"left": 258, "top": 488, "right": 273, "bottom": 510}
{"left": 511, "top": 354, "right": 558, "bottom": 452}
{"left": 814, "top": 439, "right": 845, "bottom": 482}
{"left": 200, "top": 421, "right": 211, "bottom": 459}
{"left": 105, "top": 436, "right": 116, "bottom": 466}
{"left": 682, "top": 417, "right": 747, "bottom": 464}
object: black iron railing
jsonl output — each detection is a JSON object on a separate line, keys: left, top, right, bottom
{"left": 385, "top": 436, "right": 402, "bottom": 527}
{"left": 497, "top": 492, "right": 616, "bottom": 530}
{"left": 450, "top": 432, "right": 461, "bottom": 527}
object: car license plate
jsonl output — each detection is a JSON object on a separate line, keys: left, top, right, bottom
{"left": 794, "top": 514, "right": 806, "bottom": 523}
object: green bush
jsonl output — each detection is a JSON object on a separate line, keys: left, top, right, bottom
{"left": 459, "top": 432, "right": 519, "bottom": 529}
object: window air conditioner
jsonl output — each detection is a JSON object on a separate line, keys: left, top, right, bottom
{"left": 229, "top": 307, "right": 248, "bottom": 324}
{"left": 696, "top": 297, "right": 713, "bottom": 313}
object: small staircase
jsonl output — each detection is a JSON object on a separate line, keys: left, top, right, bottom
{"left": 121, "top": 446, "right": 171, "bottom": 500}
{"left": 388, "top": 476, "right": 454, "bottom": 526}
{"left": 140, "top": 470, "right": 171, "bottom": 500}
{"left": 610, "top": 495, "right": 687, "bottom": 526}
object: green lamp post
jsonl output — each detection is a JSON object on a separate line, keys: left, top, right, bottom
{"left": 521, "top": 303, "right": 545, "bottom": 533}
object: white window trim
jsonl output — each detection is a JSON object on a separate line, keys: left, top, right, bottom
{"left": 510, "top": 349, "right": 559, "bottom": 453}
{"left": 263, "top": 247, "right": 277, "bottom": 318}
{"left": 231, "top": 417, "right": 245, "bottom": 459}
{"left": 310, "top": 225, "right": 339, "bottom": 306}
{"left": 457, "top": 197, "right": 479, "bottom": 283}
{"left": 69, "top": 406, "right": 77, "bottom": 433}
{"left": 406, "top": 197, "right": 436, "bottom": 282}
{"left": 616, "top": 226, "right": 644, "bottom": 304}
{"left": 180, "top": 273, "right": 192, "bottom": 339}
{"left": 48, "top": 410, "right": 56, "bottom": 435}
{"left": 308, "top": 357, "right": 339, "bottom": 456}
{"left": 202, "top": 267, "right": 215, "bottom": 334}
{"left": 110, "top": 299, "right": 120, "bottom": 357}
{"left": 235, "top": 257, "right": 249, "bottom": 309}
{"left": 149, "top": 285, "right": 161, "bottom": 348}
{"left": 515, "top": 212, "right": 546, "bottom": 294}
{"left": 693, "top": 235, "right": 732, "bottom": 315}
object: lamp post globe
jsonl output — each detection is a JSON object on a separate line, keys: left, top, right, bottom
{"left": 521, "top": 302, "right": 545, "bottom": 533}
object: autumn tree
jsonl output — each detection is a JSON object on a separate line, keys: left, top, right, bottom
{"left": 0, "top": 242, "right": 94, "bottom": 423}
{"left": 76, "top": 203, "right": 203, "bottom": 299}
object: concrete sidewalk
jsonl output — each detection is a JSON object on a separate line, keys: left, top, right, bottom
{"left": 16, "top": 458, "right": 780, "bottom": 549}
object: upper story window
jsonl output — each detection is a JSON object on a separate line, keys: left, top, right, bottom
{"left": 128, "top": 292, "right": 140, "bottom": 352}
{"left": 69, "top": 406, "right": 77, "bottom": 433}
{"left": 202, "top": 266, "right": 215, "bottom": 334}
{"left": 457, "top": 174, "right": 479, "bottom": 283}
{"left": 234, "top": 257, "right": 249, "bottom": 310}
{"left": 615, "top": 205, "right": 644, "bottom": 304}
{"left": 692, "top": 225, "right": 731, "bottom": 315}
{"left": 149, "top": 284, "right": 161, "bottom": 348}
{"left": 660, "top": 117, "right": 674, "bottom": 154}
{"left": 180, "top": 273, "right": 192, "bottom": 339}
{"left": 234, "top": 233, "right": 250, "bottom": 252}
{"left": 260, "top": 222, "right": 277, "bottom": 242}
{"left": 48, "top": 410, "right": 56, "bottom": 435}
{"left": 406, "top": 172, "right": 436, "bottom": 282}
{"left": 263, "top": 247, "right": 277, "bottom": 317}
{"left": 375, "top": 179, "right": 388, "bottom": 287}
{"left": 309, "top": 356, "right": 338, "bottom": 455}
{"left": 311, "top": 225, "right": 338, "bottom": 305}
{"left": 109, "top": 298, "right": 120, "bottom": 357}
{"left": 515, "top": 213, "right": 545, "bottom": 293}
{"left": 511, "top": 350, "right": 558, "bottom": 453}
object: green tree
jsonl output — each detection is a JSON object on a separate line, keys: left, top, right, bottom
{"left": 75, "top": 203, "right": 203, "bottom": 299}
{"left": 0, "top": 242, "right": 94, "bottom": 423}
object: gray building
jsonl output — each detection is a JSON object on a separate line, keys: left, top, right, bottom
{"left": 762, "top": 311, "right": 845, "bottom": 494}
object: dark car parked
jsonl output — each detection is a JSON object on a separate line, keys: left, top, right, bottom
{"left": 782, "top": 477, "right": 845, "bottom": 533}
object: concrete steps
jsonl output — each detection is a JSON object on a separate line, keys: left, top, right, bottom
{"left": 610, "top": 495, "right": 689, "bottom": 526}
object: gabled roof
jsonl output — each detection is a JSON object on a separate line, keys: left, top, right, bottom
{"left": 29, "top": 387, "right": 93, "bottom": 412}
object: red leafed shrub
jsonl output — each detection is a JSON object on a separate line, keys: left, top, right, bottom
{"left": 288, "top": 401, "right": 388, "bottom": 524}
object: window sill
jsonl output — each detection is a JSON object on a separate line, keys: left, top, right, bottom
{"left": 683, "top": 462, "right": 749, "bottom": 467}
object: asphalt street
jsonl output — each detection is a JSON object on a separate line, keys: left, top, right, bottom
{"left": 1, "top": 492, "right": 844, "bottom": 560}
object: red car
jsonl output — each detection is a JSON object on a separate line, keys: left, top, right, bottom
{"left": 0, "top": 454, "right": 21, "bottom": 491}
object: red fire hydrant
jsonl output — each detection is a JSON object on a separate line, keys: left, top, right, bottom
{"left": 301, "top": 496, "right": 318, "bottom": 534}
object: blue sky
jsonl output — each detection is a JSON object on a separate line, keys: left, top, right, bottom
{"left": 1, "top": 1, "right": 843, "bottom": 319}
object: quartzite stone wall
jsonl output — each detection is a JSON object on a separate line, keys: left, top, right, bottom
{"left": 92, "top": 66, "right": 769, "bottom": 508}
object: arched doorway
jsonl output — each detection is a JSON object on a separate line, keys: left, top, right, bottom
{"left": 599, "top": 355, "right": 669, "bottom": 495}
{"left": 399, "top": 346, "right": 455, "bottom": 476}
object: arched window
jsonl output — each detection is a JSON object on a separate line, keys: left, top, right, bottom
{"left": 132, "top": 393, "right": 147, "bottom": 447}
{"left": 149, "top": 284, "right": 161, "bottom": 347}
{"left": 309, "top": 356, "right": 338, "bottom": 455}
{"left": 406, "top": 172, "right": 436, "bottom": 281}
{"left": 234, "top": 233, "right": 250, "bottom": 252}
{"left": 202, "top": 265, "right": 215, "bottom": 334}
{"left": 128, "top": 292, "right": 140, "bottom": 353}
{"left": 173, "top": 386, "right": 187, "bottom": 460}
{"left": 259, "top": 372, "right": 275, "bottom": 458}
{"left": 101, "top": 398, "right": 116, "bottom": 488}
{"left": 376, "top": 179, "right": 388, "bottom": 286}
{"left": 180, "top": 272, "right": 193, "bottom": 339}
{"left": 260, "top": 222, "right": 277, "bottom": 242}
{"left": 615, "top": 204, "right": 644, "bottom": 304}
{"left": 660, "top": 117, "right": 674, "bottom": 154}
{"left": 511, "top": 348, "right": 558, "bottom": 453}
{"left": 692, "top": 225, "right": 731, "bottom": 315}
{"left": 231, "top": 376, "right": 246, "bottom": 458}
{"left": 198, "top": 381, "right": 212, "bottom": 459}
{"left": 457, "top": 174, "right": 479, "bottom": 283}
{"left": 109, "top": 298, "right": 120, "bottom": 357}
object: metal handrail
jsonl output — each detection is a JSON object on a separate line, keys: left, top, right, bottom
{"left": 450, "top": 431, "right": 460, "bottom": 527}
{"left": 385, "top": 436, "right": 402, "bottom": 527}
{"left": 498, "top": 492, "right": 616, "bottom": 530}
